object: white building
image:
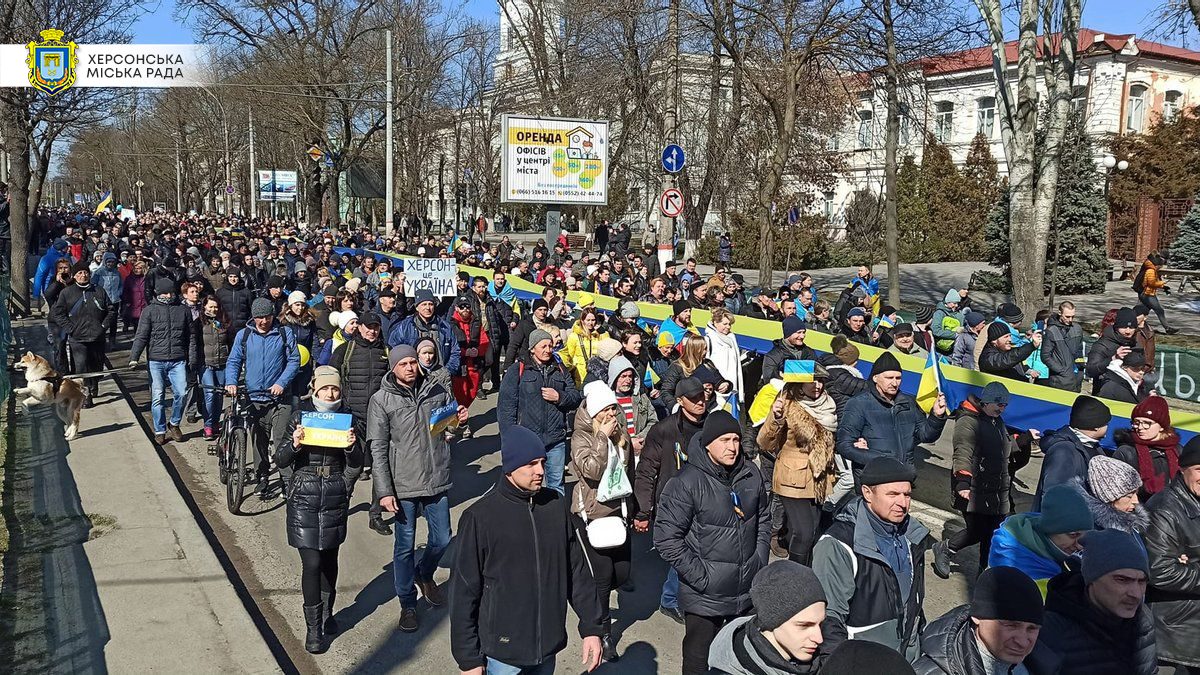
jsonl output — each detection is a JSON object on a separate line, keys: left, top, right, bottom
{"left": 829, "top": 29, "right": 1200, "bottom": 226}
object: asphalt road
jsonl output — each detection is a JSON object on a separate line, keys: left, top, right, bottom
{"left": 103, "top": 331, "right": 1055, "bottom": 675}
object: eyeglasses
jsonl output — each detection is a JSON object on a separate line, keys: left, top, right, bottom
{"left": 1131, "top": 420, "right": 1157, "bottom": 429}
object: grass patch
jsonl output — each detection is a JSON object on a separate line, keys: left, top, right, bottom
{"left": 86, "top": 513, "right": 118, "bottom": 541}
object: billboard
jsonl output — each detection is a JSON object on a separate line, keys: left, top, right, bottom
{"left": 500, "top": 114, "right": 608, "bottom": 205}
{"left": 257, "top": 169, "right": 297, "bottom": 202}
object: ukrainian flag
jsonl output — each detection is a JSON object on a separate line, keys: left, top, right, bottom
{"left": 643, "top": 365, "right": 661, "bottom": 389}
{"left": 877, "top": 315, "right": 896, "bottom": 330}
{"left": 447, "top": 234, "right": 461, "bottom": 253}
{"left": 94, "top": 190, "right": 112, "bottom": 215}
{"left": 916, "top": 348, "right": 943, "bottom": 413}
{"left": 781, "top": 359, "right": 816, "bottom": 383}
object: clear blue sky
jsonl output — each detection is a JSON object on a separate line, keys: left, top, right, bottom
{"left": 133, "top": 0, "right": 1197, "bottom": 47}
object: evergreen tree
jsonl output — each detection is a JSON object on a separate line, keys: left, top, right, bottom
{"left": 896, "top": 153, "right": 929, "bottom": 262}
{"left": 1048, "top": 110, "right": 1109, "bottom": 294}
{"left": 961, "top": 133, "right": 1001, "bottom": 259}
{"left": 1168, "top": 194, "right": 1200, "bottom": 270}
{"left": 921, "top": 135, "right": 965, "bottom": 261}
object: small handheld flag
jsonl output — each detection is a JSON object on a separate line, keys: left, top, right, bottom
{"left": 781, "top": 359, "right": 816, "bottom": 383}
{"left": 94, "top": 190, "right": 112, "bottom": 215}
{"left": 916, "top": 349, "right": 943, "bottom": 413}
{"left": 644, "top": 365, "right": 661, "bottom": 389}
{"left": 877, "top": 315, "right": 896, "bottom": 330}
{"left": 429, "top": 400, "right": 460, "bottom": 435}
{"left": 446, "top": 234, "right": 461, "bottom": 253}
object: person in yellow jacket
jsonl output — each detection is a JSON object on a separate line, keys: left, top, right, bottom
{"left": 562, "top": 306, "right": 607, "bottom": 385}
{"left": 1134, "top": 252, "right": 1177, "bottom": 334}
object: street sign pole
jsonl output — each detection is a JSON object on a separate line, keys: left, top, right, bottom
{"left": 656, "top": 0, "right": 681, "bottom": 271}
{"left": 385, "top": 28, "right": 394, "bottom": 237}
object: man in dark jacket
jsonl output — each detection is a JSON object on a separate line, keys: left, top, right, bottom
{"left": 914, "top": 566, "right": 1060, "bottom": 675}
{"left": 504, "top": 298, "right": 549, "bottom": 365}
{"left": 1145, "top": 439, "right": 1200, "bottom": 674}
{"left": 450, "top": 425, "right": 603, "bottom": 674}
{"left": 497, "top": 329, "right": 581, "bottom": 495}
{"left": 469, "top": 275, "right": 512, "bottom": 392}
{"left": 369, "top": 345, "right": 466, "bottom": 633}
{"left": 1033, "top": 396, "right": 1110, "bottom": 510}
{"left": 835, "top": 352, "right": 947, "bottom": 475}
{"left": 1096, "top": 348, "right": 1150, "bottom": 403}
{"left": 979, "top": 321, "right": 1040, "bottom": 381}
{"left": 634, "top": 376, "right": 709, "bottom": 624}
{"left": 1042, "top": 302, "right": 1084, "bottom": 392}
{"left": 130, "top": 278, "right": 201, "bottom": 444}
{"left": 329, "top": 311, "right": 391, "bottom": 535}
{"left": 760, "top": 316, "right": 816, "bottom": 384}
{"left": 51, "top": 261, "right": 115, "bottom": 406}
{"left": 654, "top": 411, "right": 770, "bottom": 675}
{"left": 818, "top": 337, "right": 868, "bottom": 416}
{"left": 1039, "top": 529, "right": 1158, "bottom": 675}
{"left": 216, "top": 265, "right": 255, "bottom": 329}
{"left": 813, "top": 457, "right": 931, "bottom": 662}
{"left": 1086, "top": 308, "right": 1138, "bottom": 395}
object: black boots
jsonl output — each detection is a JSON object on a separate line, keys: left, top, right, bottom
{"left": 932, "top": 540, "right": 954, "bottom": 579}
{"left": 322, "top": 590, "right": 339, "bottom": 635}
{"left": 303, "top": 603, "right": 326, "bottom": 653}
{"left": 601, "top": 621, "right": 619, "bottom": 662}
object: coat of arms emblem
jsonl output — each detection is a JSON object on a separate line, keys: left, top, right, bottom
{"left": 26, "top": 29, "right": 77, "bottom": 96}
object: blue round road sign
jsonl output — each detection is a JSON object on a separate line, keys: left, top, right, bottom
{"left": 661, "top": 144, "right": 686, "bottom": 174}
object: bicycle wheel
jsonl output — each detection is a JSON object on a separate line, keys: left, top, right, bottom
{"left": 217, "top": 423, "right": 231, "bottom": 485}
{"left": 227, "top": 427, "right": 247, "bottom": 515}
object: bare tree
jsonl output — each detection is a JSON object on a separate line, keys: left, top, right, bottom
{"left": 974, "top": 0, "right": 1080, "bottom": 311}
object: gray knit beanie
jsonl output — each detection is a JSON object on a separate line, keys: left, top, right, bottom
{"left": 1087, "top": 455, "right": 1143, "bottom": 504}
{"left": 751, "top": 561, "right": 827, "bottom": 630}
{"left": 529, "top": 329, "right": 554, "bottom": 348}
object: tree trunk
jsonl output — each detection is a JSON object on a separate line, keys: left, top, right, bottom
{"left": 2, "top": 95, "right": 33, "bottom": 306}
{"left": 882, "top": 0, "right": 901, "bottom": 308}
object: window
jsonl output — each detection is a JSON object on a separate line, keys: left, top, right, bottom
{"left": 1165, "top": 90, "right": 1183, "bottom": 121}
{"left": 899, "top": 104, "right": 912, "bottom": 146}
{"left": 1126, "top": 84, "right": 1148, "bottom": 132}
{"left": 827, "top": 134, "right": 840, "bottom": 152}
{"left": 976, "top": 97, "right": 995, "bottom": 138}
{"left": 1070, "top": 85, "right": 1088, "bottom": 115}
{"left": 857, "top": 110, "right": 874, "bottom": 149}
{"left": 823, "top": 191, "right": 835, "bottom": 218}
{"left": 934, "top": 101, "right": 954, "bottom": 143}
{"left": 630, "top": 186, "right": 641, "bottom": 208}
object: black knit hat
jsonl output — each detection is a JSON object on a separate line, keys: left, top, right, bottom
{"left": 1180, "top": 436, "right": 1200, "bottom": 467}
{"left": 821, "top": 640, "right": 916, "bottom": 675}
{"left": 998, "top": 302, "right": 1024, "bottom": 323}
{"left": 1069, "top": 395, "right": 1111, "bottom": 430}
{"left": 987, "top": 321, "right": 1010, "bottom": 343}
{"left": 672, "top": 299, "right": 690, "bottom": 317}
{"left": 71, "top": 260, "right": 91, "bottom": 276}
{"left": 1114, "top": 308, "right": 1137, "bottom": 329}
{"left": 971, "top": 566, "right": 1044, "bottom": 625}
{"left": 860, "top": 457, "right": 916, "bottom": 486}
{"left": 700, "top": 410, "right": 741, "bottom": 448}
{"left": 751, "top": 561, "right": 827, "bottom": 630}
{"left": 914, "top": 304, "right": 935, "bottom": 324}
{"left": 869, "top": 351, "right": 902, "bottom": 378}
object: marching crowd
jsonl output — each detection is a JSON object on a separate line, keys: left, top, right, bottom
{"left": 25, "top": 207, "right": 1200, "bottom": 675}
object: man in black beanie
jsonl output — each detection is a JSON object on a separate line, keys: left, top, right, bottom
{"left": 813, "top": 456, "right": 930, "bottom": 661}
{"left": 1033, "top": 395, "right": 1111, "bottom": 509}
{"left": 915, "top": 566, "right": 1060, "bottom": 674}
{"left": 654, "top": 410, "right": 770, "bottom": 674}
{"left": 51, "top": 260, "right": 115, "bottom": 406}
{"left": 707, "top": 560, "right": 828, "bottom": 674}
{"left": 1086, "top": 307, "right": 1138, "bottom": 395}
{"left": 835, "top": 351, "right": 947, "bottom": 479}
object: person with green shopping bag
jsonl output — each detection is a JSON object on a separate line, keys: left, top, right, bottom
{"left": 571, "top": 380, "right": 638, "bottom": 663}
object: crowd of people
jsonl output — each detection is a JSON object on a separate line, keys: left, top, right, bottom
{"left": 24, "top": 207, "right": 1200, "bottom": 675}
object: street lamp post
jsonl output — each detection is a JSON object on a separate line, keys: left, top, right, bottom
{"left": 198, "top": 85, "right": 232, "bottom": 215}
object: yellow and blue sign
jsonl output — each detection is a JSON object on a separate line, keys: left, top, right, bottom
{"left": 26, "top": 29, "right": 77, "bottom": 96}
{"left": 300, "top": 411, "right": 354, "bottom": 448}
{"left": 430, "top": 401, "right": 460, "bottom": 436}
{"left": 781, "top": 360, "right": 817, "bottom": 383}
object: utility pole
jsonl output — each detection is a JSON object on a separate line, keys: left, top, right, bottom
{"left": 656, "top": 0, "right": 680, "bottom": 271}
{"left": 385, "top": 28, "right": 395, "bottom": 237}
{"left": 175, "top": 142, "right": 183, "bottom": 212}
{"left": 438, "top": 153, "right": 446, "bottom": 231}
{"left": 248, "top": 106, "right": 257, "bottom": 219}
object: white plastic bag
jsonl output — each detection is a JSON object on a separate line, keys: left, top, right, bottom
{"left": 596, "top": 440, "right": 633, "bottom": 503}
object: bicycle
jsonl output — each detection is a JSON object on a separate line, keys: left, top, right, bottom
{"left": 203, "top": 384, "right": 268, "bottom": 515}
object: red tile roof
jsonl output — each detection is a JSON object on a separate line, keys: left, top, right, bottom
{"left": 917, "top": 28, "right": 1200, "bottom": 76}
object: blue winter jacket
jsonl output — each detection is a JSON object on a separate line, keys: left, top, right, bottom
{"left": 33, "top": 247, "right": 71, "bottom": 299}
{"left": 224, "top": 320, "right": 300, "bottom": 402}
{"left": 387, "top": 313, "right": 460, "bottom": 374}
{"left": 91, "top": 253, "right": 124, "bottom": 303}
{"left": 987, "top": 513, "right": 1069, "bottom": 590}
{"left": 836, "top": 388, "right": 947, "bottom": 470}
{"left": 497, "top": 355, "right": 582, "bottom": 448}
{"left": 1033, "top": 425, "right": 1102, "bottom": 510}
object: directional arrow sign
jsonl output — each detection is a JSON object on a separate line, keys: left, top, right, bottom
{"left": 661, "top": 144, "right": 686, "bottom": 174}
{"left": 307, "top": 146, "right": 323, "bottom": 162}
{"left": 659, "top": 187, "right": 685, "bottom": 217}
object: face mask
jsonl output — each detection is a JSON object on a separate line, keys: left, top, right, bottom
{"left": 312, "top": 397, "right": 341, "bottom": 412}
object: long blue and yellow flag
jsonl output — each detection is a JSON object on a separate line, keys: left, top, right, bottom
{"left": 916, "top": 348, "right": 944, "bottom": 413}
{"left": 94, "top": 190, "right": 112, "bottom": 215}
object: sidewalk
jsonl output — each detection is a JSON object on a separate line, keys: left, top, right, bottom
{"left": 5, "top": 324, "right": 279, "bottom": 673}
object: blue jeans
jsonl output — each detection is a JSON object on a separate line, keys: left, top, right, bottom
{"left": 661, "top": 566, "right": 679, "bottom": 610}
{"left": 200, "top": 366, "right": 225, "bottom": 430}
{"left": 486, "top": 657, "right": 556, "bottom": 675}
{"left": 149, "top": 360, "right": 188, "bottom": 434}
{"left": 544, "top": 441, "right": 566, "bottom": 495}
{"left": 393, "top": 492, "right": 452, "bottom": 608}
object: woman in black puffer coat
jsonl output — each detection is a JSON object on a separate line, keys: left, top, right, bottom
{"left": 275, "top": 366, "right": 363, "bottom": 654}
